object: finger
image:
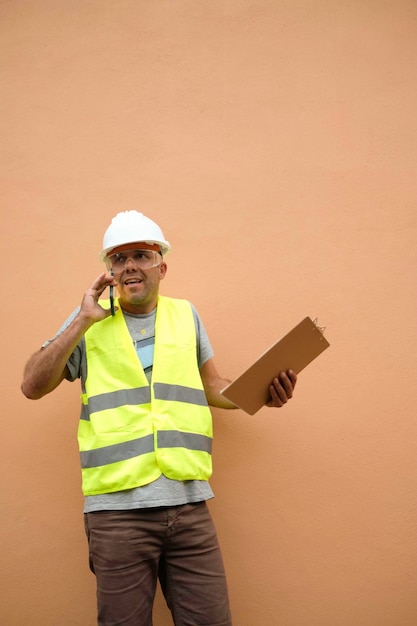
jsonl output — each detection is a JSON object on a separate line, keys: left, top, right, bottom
{"left": 89, "top": 273, "right": 116, "bottom": 298}
{"left": 269, "top": 378, "right": 287, "bottom": 407}
{"left": 278, "top": 372, "right": 294, "bottom": 399}
{"left": 101, "top": 304, "right": 119, "bottom": 318}
{"left": 287, "top": 369, "right": 297, "bottom": 388}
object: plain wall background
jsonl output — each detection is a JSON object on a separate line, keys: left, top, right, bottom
{"left": 2, "top": 1, "right": 416, "bottom": 624}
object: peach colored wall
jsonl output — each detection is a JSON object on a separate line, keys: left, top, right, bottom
{"left": 2, "top": 1, "right": 417, "bottom": 624}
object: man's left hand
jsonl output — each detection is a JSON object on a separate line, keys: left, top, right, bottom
{"left": 267, "top": 370, "right": 297, "bottom": 408}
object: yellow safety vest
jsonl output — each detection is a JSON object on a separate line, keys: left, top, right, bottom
{"left": 78, "top": 295, "right": 213, "bottom": 496}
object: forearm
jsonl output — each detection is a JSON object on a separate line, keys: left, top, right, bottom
{"left": 206, "top": 380, "right": 238, "bottom": 409}
{"left": 199, "top": 360, "right": 237, "bottom": 409}
{"left": 22, "top": 273, "right": 118, "bottom": 400}
{"left": 21, "top": 313, "right": 92, "bottom": 399}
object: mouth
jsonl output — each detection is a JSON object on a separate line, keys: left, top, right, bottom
{"left": 124, "top": 277, "right": 143, "bottom": 286}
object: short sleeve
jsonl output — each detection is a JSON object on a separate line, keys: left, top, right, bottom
{"left": 190, "top": 304, "right": 214, "bottom": 368}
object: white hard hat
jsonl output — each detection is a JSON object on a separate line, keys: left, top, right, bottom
{"left": 99, "top": 211, "right": 171, "bottom": 261}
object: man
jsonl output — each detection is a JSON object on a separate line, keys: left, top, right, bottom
{"left": 21, "top": 211, "right": 297, "bottom": 626}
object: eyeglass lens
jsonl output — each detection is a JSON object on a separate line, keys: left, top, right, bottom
{"left": 108, "top": 250, "right": 161, "bottom": 272}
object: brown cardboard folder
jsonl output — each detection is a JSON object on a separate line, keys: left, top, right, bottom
{"left": 220, "top": 317, "right": 330, "bottom": 415}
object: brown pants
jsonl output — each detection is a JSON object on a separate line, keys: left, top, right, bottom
{"left": 84, "top": 502, "right": 232, "bottom": 626}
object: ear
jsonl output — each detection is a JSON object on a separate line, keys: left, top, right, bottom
{"left": 159, "top": 262, "right": 167, "bottom": 280}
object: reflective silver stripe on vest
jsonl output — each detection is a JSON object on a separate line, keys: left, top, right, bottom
{"left": 153, "top": 382, "right": 208, "bottom": 407}
{"left": 158, "top": 430, "right": 212, "bottom": 454}
{"left": 80, "top": 430, "right": 212, "bottom": 469}
{"left": 80, "top": 433, "right": 155, "bottom": 469}
{"left": 86, "top": 387, "right": 151, "bottom": 416}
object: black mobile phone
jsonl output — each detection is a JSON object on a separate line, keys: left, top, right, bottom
{"left": 110, "top": 272, "right": 115, "bottom": 316}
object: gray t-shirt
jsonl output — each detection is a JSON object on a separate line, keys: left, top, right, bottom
{"left": 46, "top": 302, "right": 215, "bottom": 512}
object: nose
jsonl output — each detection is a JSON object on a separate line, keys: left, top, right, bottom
{"left": 125, "top": 256, "right": 139, "bottom": 270}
